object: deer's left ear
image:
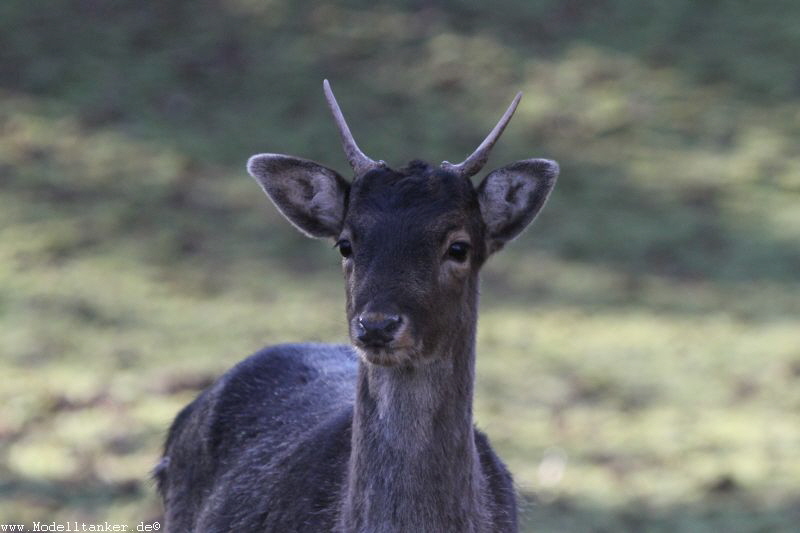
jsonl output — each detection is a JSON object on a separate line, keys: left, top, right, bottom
{"left": 477, "top": 158, "right": 559, "bottom": 254}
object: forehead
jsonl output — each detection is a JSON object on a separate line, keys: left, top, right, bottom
{"left": 345, "top": 162, "right": 478, "bottom": 233}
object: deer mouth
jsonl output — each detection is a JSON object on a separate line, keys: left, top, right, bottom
{"left": 354, "top": 342, "right": 421, "bottom": 367}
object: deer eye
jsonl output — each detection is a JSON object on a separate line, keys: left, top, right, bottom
{"left": 446, "top": 241, "right": 470, "bottom": 263}
{"left": 335, "top": 239, "right": 353, "bottom": 258}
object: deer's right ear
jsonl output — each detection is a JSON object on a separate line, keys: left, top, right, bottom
{"left": 247, "top": 154, "right": 349, "bottom": 239}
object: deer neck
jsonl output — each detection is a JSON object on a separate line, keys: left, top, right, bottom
{"left": 340, "top": 317, "right": 488, "bottom": 533}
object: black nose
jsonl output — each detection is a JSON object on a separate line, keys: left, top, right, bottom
{"left": 357, "top": 313, "right": 402, "bottom": 347}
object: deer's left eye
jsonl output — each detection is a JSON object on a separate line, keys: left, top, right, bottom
{"left": 446, "top": 241, "right": 470, "bottom": 263}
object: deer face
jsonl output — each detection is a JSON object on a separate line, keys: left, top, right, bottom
{"left": 336, "top": 164, "right": 485, "bottom": 365}
{"left": 247, "top": 82, "right": 558, "bottom": 367}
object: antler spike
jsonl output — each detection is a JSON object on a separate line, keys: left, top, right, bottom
{"left": 441, "top": 92, "right": 522, "bottom": 179}
{"left": 323, "top": 79, "right": 382, "bottom": 176}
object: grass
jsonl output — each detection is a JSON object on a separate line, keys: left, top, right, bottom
{"left": 1, "top": 1, "right": 799, "bottom": 531}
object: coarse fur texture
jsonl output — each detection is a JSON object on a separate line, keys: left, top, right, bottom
{"left": 157, "top": 90, "right": 558, "bottom": 533}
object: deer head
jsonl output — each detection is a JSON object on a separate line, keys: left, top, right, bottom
{"left": 247, "top": 81, "right": 558, "bottom": 367}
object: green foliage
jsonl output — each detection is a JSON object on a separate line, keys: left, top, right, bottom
{"left": 1, "top": 1, "right": 799, "bottom": 531}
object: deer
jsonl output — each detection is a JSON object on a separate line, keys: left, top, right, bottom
{"left": 156, "top": 80, "right": 559, "bottom": 533}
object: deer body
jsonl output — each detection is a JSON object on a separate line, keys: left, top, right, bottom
{"left": 157, "top": 82, "right": 558, "bottom": 533}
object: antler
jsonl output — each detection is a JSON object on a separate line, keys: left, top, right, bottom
{"left": 441, "top": 92, "right": 522, "bottom": 179}
{"left": 323, "top": 79, "right": 384, "bottom": 176}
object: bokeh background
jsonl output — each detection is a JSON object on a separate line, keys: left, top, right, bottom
{"left": 1, "top": 1, "right": 799, "bottom": 531}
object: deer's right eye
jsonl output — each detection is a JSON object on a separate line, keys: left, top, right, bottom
{"left": 336, "top": 239, "right": 353, "bottom": 258}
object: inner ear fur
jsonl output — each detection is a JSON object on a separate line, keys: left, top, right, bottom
{"left": 476, "top": 158, "right": 559, "bottom": 254}
{"left": 247, "top": 153, "right": 349, "bottom": 239}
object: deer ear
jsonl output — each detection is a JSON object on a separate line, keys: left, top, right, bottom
{"left": 247, "top": 154, "right": 349, "bottom": 239}
{"left": 477, "top": 158, "right": 559, "bottom": 254}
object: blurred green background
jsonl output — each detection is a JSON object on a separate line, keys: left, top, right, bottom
{"left": 1, "top": 1, "right": 799, "bottom": 531}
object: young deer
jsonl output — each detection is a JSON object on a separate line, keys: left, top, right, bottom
{"left": 157, "top": 81, "right": 558, "bottom": 533}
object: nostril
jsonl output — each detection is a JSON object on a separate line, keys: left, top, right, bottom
{"left": 381, "top": 314, "right": 402, "bottom": 334}
{"left": 357, "top": 313, "right": 403, "bottom": 345}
